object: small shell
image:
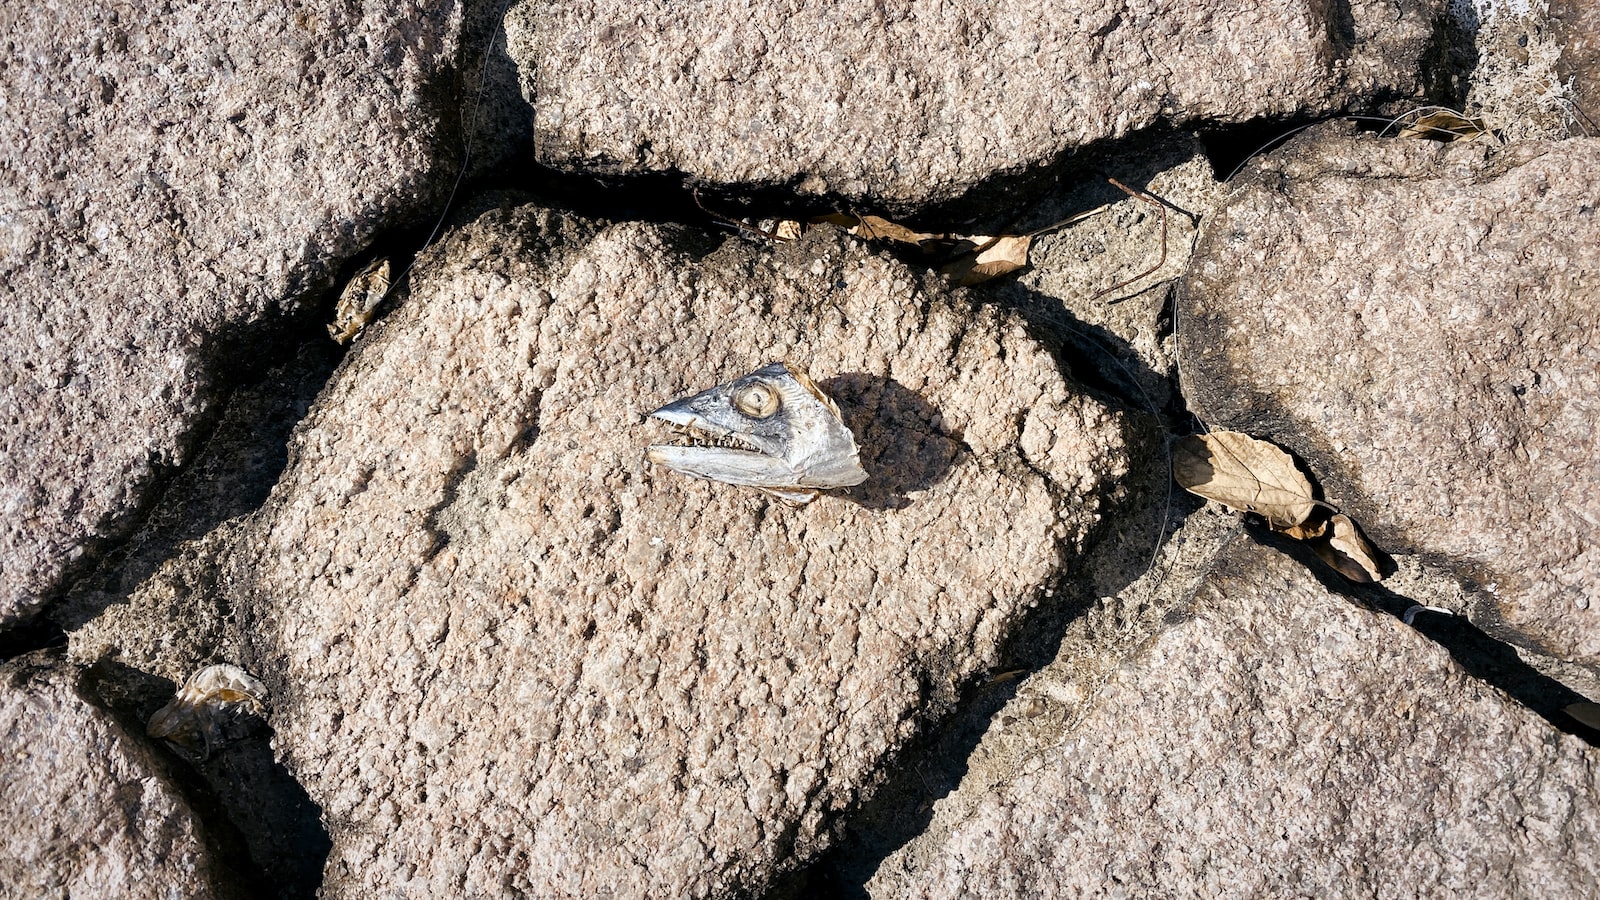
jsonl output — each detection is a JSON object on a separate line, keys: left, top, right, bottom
{"left": 147, "top": 663, "right": 268, "bottom": 759}
{"left": 328, "top": 257, "right": 392, "bottom": 343}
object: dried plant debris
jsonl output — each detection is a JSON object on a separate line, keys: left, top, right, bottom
{"left": 1173, "top": 432, "right": 1317, "bottom": 530}
{"left": 765, "top": 212, "right": 1046, "bottom": 286}
{"left": 845, "top": 214, "right": 937, "bottom": 246}
{"left": 147, "top": 664, "right": 268, "bottom": 760}
{"left": 1313, "top": 514, "right": 1384, "bottom": 583}
{"left": 1389, "top": 107, "right": 1496, "bottom": 143}
{"left": 1175, "top": 431, "right": 1386, "bottom": 582}
{"left": 941, "top": 235, "right": 1034, "bottom": 286}
{"left": 719, "top": 179, "right": 1171, "bottom": 290}
{"left": 328, "top": 256, "right": 393, "bottom": 344}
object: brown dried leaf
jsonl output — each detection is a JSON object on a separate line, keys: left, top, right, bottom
{"left": 773, "top": 220, "right": 804, "bottom": 241}
{"left": 1396, "top": 109, "right": 1491, "bottom": 143}
{"left": 1311, "top": 514, "right": 1384, "bottom": 583}
{"left": 942, "top": 235, "right": 1033, "bottom": 286}
{"left": 1277, "top": 517, "right": 1329, "bottom": 541}
{"left": 1173, "top": 432, "right": 1316, "bottom": 529}
{"left": 850, "top": 215, "right": 936, "bottom": 245}
{"left": 1565, "top": 702, "right": 1600, "bottom": 730}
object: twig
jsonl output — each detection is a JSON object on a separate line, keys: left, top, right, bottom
{"left": 692, "top": 187, "right": 783, "bottom": 241}
{"left": 1091, "top": 177, "right": 1169, "bottom": 303}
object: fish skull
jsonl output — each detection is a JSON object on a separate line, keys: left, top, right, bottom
{"left": 646, "top": 362, "right": 868, "bottom": 505}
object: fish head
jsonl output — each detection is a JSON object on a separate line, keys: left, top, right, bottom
{"left": 646, "top": 362, "right": 868, "bottom": 504}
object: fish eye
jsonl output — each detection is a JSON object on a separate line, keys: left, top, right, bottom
{"left": 732, "top": 381, "right": 781, "bottom": 418}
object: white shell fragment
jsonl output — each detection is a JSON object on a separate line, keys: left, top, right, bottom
{"left": 146, "top": 663, "right": 268, "bottom": 759}
{"left": 646, "top": 362, "right": 868, "bottom": 505}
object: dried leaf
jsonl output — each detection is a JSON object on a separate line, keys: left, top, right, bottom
{"left": 943, "top": 235, "right": 1034, "bottom": 286}
{"left": 773, "top": 219, "right": 804, "bottom": 241}
{"left": 1277, "top": 518, "right": 1329, "bottom": 541}
{"left": 1173, "top": 432, "right": 1316, "bottom": 529}
{"left": 1396, "top": 110, "right": 1491, "bottom": 143}
{"left": 1312, "top": 514, "right": 1384, "bottom": 583}
{"left": 849, "top": 215, "right": 936, "bottom": 245}
{"left": 1565, "top": 702, "right": 1600, "bottom": 730}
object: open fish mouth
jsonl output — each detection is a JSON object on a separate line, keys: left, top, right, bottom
{"left": 651, "top": 419, "right": 767, "bottom": 455}
{"left": 642, "top": 362, "right": 866, "bottom": 503}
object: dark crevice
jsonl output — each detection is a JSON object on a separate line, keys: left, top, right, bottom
{"left": 440, "top": 123, "right": 1220, "bottom": 246}
{"left": 1, "top": 301, "right": 341, "bottom": 659}
{"left": 1420, "top": 8, "right": 1480, "bottom": 110}
{"left": 44, "top": 335, "right": 341, "bottom": 637}
{"left": 81, "top": 656, "right": 332, "bottom": 899}
{"left": 999, "top": 281, "right": 1186, "bottom": 424}
{"left": 76, "top": 657, "right": 265, "bottom": 896}
{"left": 0, "top": 615, "right": 67, "bottom": 664}
{"left": 1197, "top": 114, "right": 1331, "bottom": 183}
{"left": 1322, "top": 0, "right": 1358, "bottom": 59}
{"left": 773, "top": 463, "right": 1195, "bottom": 900}
{"left": 1253, "top": 525, "right": 1600, "bottom": 747}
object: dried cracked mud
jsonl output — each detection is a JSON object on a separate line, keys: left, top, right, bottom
{"left": 4, "top": 0, "right": 1599, "bottom": 897}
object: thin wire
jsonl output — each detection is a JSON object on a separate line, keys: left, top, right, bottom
{"left": 371, "top": 0, "right": 519, "bottom": 306}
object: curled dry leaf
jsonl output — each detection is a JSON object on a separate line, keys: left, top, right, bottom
{"left": 942, "top": 235, "right": 1034, "bottom": 286}
{"left": 1312, "top": 513, "right": 1385, "bottom": 583}
{"left": 848, "top": 215, "right": 936, "bottom": 246}
{"left": 1173, "top": 431, "right": 1317, "bottom": 530}
{"left": 1565, "top": 702, "right": 1600, "bottom": 730}
{"left": 1395, "top": 109, "right": 1492, "bottom": 143}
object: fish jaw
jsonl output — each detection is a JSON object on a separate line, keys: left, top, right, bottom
{"left": 644, "top": 362, "right": 868, "bottom": 500}
{"left": 644, "top": 443, "right": 804, "bottom": 488}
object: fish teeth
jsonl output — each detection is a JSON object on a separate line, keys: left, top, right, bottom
{"left": 668, "top": 423, "right": 758, "bottom": 452}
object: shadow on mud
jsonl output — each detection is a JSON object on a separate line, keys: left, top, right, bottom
{"left": 824, "top": 374, "right": 965, "bottom": 511}
{"left": 84, "top": 656, "right": 332, "bottom": 899}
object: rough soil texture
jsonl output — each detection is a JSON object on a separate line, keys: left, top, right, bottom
{"left": 0, "top": 651, "right": 241, "bottom": 899}
{"left": 1551, "top": 0, "right": 1600, "bottom": 128}
{"left": 1180, "top": 128, "right": 1600, "bottom": 667}
{"left": 75, "top": 206, "right": 1137, "bottom": 897}
{"left": 0, "top": 0, "right": 464, "bottom": 627}
{"left": 869, "top": 536, "right": 1600, "bottom": 898}
{"left": 12, "top": 2, "right": 1600, "bottom": 896}
{"left": 509, "top": 0, "right": 1442, "bottom": 208}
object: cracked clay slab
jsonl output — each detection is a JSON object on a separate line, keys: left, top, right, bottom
{"left": 1180, "top": 130, "right": 1600, "bottom": 667}
{"left": 111, "top": 205, "right": 1136, "bottom": 896}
